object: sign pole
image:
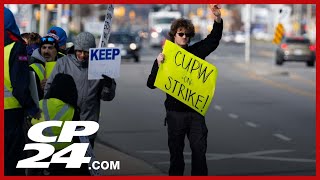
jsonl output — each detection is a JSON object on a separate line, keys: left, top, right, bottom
{"left": 98, "top": 5, "right": 114, "bottom": 48}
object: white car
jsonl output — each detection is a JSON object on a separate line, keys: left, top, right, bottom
{"left": 234, "top": 31, "right": 245, "bottom": 44}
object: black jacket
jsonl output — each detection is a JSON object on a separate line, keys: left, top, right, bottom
{"left": 5, "top": 30, "right": 39, "bottom": 116}
{"left": 147, "top": 20, "right": 223, "bottom": 113}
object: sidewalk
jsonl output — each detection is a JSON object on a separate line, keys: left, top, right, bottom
{"left": 94, "top": 142, "right": 165, "bottom": 176}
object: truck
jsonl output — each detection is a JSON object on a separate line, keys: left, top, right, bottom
{"left": 148, "top": 10, "right": 182, "bottom": 47}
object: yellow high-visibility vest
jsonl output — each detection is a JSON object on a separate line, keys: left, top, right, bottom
{"left": 58, "top": 51, "right": 65, "bottom": 56}
{"left": 30, "top": 63, "right": 45, "bottom": 81}
{"left": 31, "top": 50, "right": 66, "bottom": 81}
{"left": 4, "top": 42, "right": 22, "bottom": 109}
{"left": 45, "top": 61, "right": 56, "bottom": 79}
{"left": 31, "top": 98, "right": 75, "bottom": 150}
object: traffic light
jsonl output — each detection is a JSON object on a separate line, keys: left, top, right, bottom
{"left": 35, "top": 10, "right": 40, "bottom": 21}
{"left": 272, "top": 23, "right": 285, "bottom": 44}
{"left": 46, "top": 4, "right": 55, "bottom": 11}
{"left": 129, "top": 10, "right": 136, "bottom": 20}
{"left": 114, "top": 6, "right": 125, "bottom": 17}
{"left": 197, "top": 8, "right": 203, "bottom": 17}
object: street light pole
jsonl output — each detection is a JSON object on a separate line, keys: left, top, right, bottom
{"left": 57, "top": 4, "right": 63, "bottom": 27}
{"left": 183, "top": 4, "right": 189, "bottom": 18}
{"left": 39, "top": 4, "right": 46, "bottom": 36}
{"left": 244, "top": 4, "right": 251, "bottom": 63}
{"left": 306, "top": 4, "right": 312, "bottom": 40}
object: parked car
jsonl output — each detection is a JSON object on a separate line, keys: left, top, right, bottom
{"left": 222, "top": 32, "right": 234, "bottom": 43}
{"left": 108, "top": 32, "right": 141, "bottom": 62}
{"left": 234, "top": 31, "right": 245, "bottom": 44}
{"left": 275, "top": 37, "right": 316, "bottom": 67}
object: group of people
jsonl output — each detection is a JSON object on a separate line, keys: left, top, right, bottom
{"left": 4, "top": 4, "right": 223, "bottom": 176}
{"left": 4, "top": 7, "right": 116, "bottom": 176}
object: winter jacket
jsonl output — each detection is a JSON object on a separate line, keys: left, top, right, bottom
{"left": 29, "top": 48, "right": 46, "bottom": 64}
{"left": 4, "top": 30, "right": 39, "bottom": 116}
{"left": 147, "top": 19, "right": 223, "bottom": 113}
{"left": 44, "top": 54, "right": 116, "bottom": 124}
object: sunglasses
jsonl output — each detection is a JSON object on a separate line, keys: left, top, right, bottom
{"left": 41, "top": 37, "right": 55, "bottom": 43}
{"left": 177, "top": 32, "right": 192, "bottom": 38}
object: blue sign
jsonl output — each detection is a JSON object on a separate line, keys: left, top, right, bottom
{"left": 90, "top": 48, "right": 120, "bottom": 61}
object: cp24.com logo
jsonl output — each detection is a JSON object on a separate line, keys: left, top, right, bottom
{"left": 17, "top": 121, "right": 99, "bottom": 168}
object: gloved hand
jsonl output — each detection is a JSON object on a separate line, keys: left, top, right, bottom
{"left": 31, "top": 109, "right": 42, "bottom": 120}
{"left": 101, "top": 74, "right": 113, "bottom": 87}
{"left": 40, "top": 78, "right": 47, "bottom": 90}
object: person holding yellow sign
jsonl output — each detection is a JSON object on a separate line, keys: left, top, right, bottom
{"left": 147, "top": 4, "right": 223, "bottom": 176}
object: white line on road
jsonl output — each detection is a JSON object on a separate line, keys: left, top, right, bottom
{"left": 228, "top": 113, "right": 239, "bottom": 119}
{"left": 245, "top": 121, "right": 258, "bottom": 128}
{"left": 273, "top": 133, "right": 292, "bottom": 141}
{"left": 137, "top": 149, "right": 315, "bottom": 164}
{"left": 214, "top": 105, "right": 222, "bottom": 111}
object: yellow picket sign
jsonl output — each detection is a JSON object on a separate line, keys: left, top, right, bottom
{"left": 154, "top": 40, "right": 218, "bottom": 116}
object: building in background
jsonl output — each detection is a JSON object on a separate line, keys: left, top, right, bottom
{"left": 5, "top": 4, "right": 316, "bottom": 43}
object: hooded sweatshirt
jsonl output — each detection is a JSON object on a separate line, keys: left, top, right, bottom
{"left": 29, "top": 48, "right": 46, "bottom": 64}
{"left": 4, "top": 7, "right": 20, "bottom": 37}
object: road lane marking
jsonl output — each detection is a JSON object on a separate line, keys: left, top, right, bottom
{"left": 247, "top": 71, "right": 315, "bottom": 98}
{"left": 214, "top": 105, "right": 222, "bottom": 111}
{"left": 245, "top": 121, "right": 258, "bottom": 128}
{"left": 234, "top": 63, "right": 315, "bottom": 98}
{"left": 289, "top": 74, "right": 315, "bottom": 87}
{"left": 228, "top": 113, "right": 239, "bottom": 119}
{"left": 273, "top": 133, "right": 292, "bottom": 141}
{"left": 137, "top": 149, "right": 315, "bottom": 164}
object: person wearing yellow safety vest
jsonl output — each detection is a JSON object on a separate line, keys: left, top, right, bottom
{"left": 31, "top": 73, "right": 90, "bottom": 176}
{"left": 4, "top": 7, "right": 42, "bottom": 176}
{"left": 29, "top": 35, "right": 64, "bottom": 99}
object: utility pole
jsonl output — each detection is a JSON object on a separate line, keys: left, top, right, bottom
{"left": 306, "top": 4, "right": 312, "bottom": 40}
{"left": 56, "top": 4, "right": 63, "bottom": 27}
{"left": 183, "top": 4, "right": 189, "bottom": 18}
{"left": 39, "top": 4, "right": 47, "bottom": 36}
{"left": 294, "top": 4, "right": 303, "bottom": 36}
{"left": 62, "top": 4, "right": 70, "bottom": 36}
{"left": 25, "top": 5, "right": 33, "bottom": 32}
{"left": 73, "top": 5, "right": 81, "bottom": 32}
{"left": 244, "top": 4, "right": 251, "bottom": 63}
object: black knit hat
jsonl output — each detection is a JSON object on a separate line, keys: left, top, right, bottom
{"left": 40, "top": 35, "right": 59, "bottom": 51}
{"left": 45, "top": 73, "right": 78, "bottom": 108}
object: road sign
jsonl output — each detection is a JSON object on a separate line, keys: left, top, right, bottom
{"left": 272, "top": 23, "right": 285, "bottom": 45}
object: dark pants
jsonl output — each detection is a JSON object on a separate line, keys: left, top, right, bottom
{"left": 4, "top": 109, "right": 27, "bottom": 176}
{"left": 166, "top": 111, "right": 208, "bottom": 176}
